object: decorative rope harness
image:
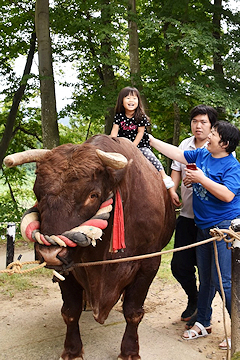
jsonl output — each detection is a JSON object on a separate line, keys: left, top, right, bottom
{"left": 20, "top": 191, "right": 125, "bottom": 252}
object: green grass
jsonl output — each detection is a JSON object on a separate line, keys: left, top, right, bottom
{"left": 0, "top": 267, "right": 52, "bottom": 298}
{"left": 0, "top": 273, "right": 38, "bottom": 298}
{"left": 0, "top": 234, "right": 35, "bottom": 248}
{"left": 157, "top": 235, "right": 177, "bottom": 283}
{"left": 231, "top": 352, "right": 240, "bottom": 360}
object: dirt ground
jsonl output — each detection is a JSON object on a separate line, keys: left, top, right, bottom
{"left": 0, "top": 246, "right": 231, "bottom": 360}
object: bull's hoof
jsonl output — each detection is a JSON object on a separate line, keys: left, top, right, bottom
{"left": 59, "top": 346, "right": 84, "bottom": 360}
{"left": 117, "top": 355, "right": 141, "bottom": 360}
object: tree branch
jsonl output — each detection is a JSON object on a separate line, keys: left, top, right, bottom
{"left": 0, "top": 31, "right": 36, "bottom": 167}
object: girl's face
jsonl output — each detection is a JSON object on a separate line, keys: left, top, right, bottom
{"left": 122, "top": 93, "right": 138, "bottom": 114}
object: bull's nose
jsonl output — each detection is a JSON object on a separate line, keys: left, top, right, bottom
{"left": 37, "top": 246, "right": 68, "bottom": 266}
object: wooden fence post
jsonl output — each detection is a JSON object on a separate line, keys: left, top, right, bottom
{"left": 230, "top": 220, "right": 240, "bottom": 358}
{"left": 6, "top": 222, "right": 16, "bottom": 267}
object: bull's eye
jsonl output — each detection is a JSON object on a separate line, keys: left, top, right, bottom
{"left": 84, "top": 190, "right": 101, "bottom": 206}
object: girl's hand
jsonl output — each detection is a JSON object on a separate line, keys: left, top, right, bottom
{"left": 183, "top": 167, "right": 204, "bottom": 187}
{"left": 110, "top": 124, "right": 119, "bottom": 137}
{"left": 133, "top": 126, "right": 145, "bottom": 146}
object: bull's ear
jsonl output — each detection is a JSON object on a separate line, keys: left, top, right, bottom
{"left": 96, "top": 149, "right": 128, "bottom": 169}
{"left": 112, "top": 159, "right": 133, "bottom": 184}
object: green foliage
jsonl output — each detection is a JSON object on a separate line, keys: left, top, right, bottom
{"left": 0, "top": 106, "right": 41, "bottom": 232}
{"left": 1, "top": 0, "right": 240, "bottom": 137}
{"left": 0, "top": 171, "right": 36, "bottom": 243}
{"left": 59, "top": 115, "right": 105, "bottom": 144}
{"left": 0, "top": 0, "right": 35, "bottom": 90}
{"left": 231, "top": 352, "right": 240, "bottom": 360}
{"left": 138, "top": 0, "right": 240, "bottom": 141}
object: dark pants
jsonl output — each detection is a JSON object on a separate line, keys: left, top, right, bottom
{"left": 196, "top": 218, "right": 235, "bottom": 326}
{"left": 171, "top": 216, "right": 198, "bottom": 301}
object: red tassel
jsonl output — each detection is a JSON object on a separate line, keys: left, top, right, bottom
{"left": 112, "top": 190, "right": 125, "bottom": 252}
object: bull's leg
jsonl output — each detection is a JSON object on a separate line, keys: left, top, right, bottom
{"left": 58, "top": 272, "right": 84, "bottom": 360}
{"left": 118, "top": 258, "right": 161, "bottom": 360}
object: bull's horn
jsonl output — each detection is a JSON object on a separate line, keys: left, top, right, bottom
{"left": 3, "top": 149, "right": 50, "bottom": 168}
{"left": 96, "top": 149, "right": 128, "bottom": 169}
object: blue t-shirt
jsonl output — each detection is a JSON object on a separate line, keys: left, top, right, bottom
{"left": 184, "top": 148, "right": 240, "bottom": 229}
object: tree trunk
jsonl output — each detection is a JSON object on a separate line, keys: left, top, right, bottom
{"left": 213, "top": 0, "right": 224, "bottom": 76}
{"left": 0, "top": 32, "right": 36, "bottom": 167}
{"left": 213, "top": 0, "right": 225, "bottom": 119}
{"left": 163, "top": 22, "right": 181, "bottom": 151}
{"left": 173, "top": 102, "right": 180, "bottom": 146}
{"left": 128, "top": 0, "right": 149, "bottom": 115}
{"left": 128, "top": 0, "right": 140, "bottom": 85}
{"left": 101, "top": 58, "right": 117, "bottom": 135}
{"left": 35, "top": 0, "right": 59, "bottom": 149}
{"left": 105, "top": 106, "right": 115, "bottom": 135}
{"left": 100, "top": 1, "right": 117, "bottom": 135}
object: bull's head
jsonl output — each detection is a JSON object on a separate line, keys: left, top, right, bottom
{"left": 4, "top": 144, "right": 128, "bottom": 270}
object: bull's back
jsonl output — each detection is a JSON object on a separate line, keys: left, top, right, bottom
{"left": 89, "top": 135, "right": 175, "bottom": 251}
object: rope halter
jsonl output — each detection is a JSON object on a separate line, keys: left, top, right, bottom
{"left": 20, "top": 195, "right": 113, "bottom": 248}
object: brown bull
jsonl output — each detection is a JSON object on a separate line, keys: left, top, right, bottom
{"left": 4, "top": 134, "right": 175, "bottom": 360}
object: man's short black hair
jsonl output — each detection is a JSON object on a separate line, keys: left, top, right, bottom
{"left": 190, "top": 105, "right": 218, "bottom": 127}
{"left": 213, "top": 120, "right": 240, "bottom": 153}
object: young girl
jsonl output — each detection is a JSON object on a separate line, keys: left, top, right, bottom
{"left": 110, "top": 87, "right": 174, "bottom": 190}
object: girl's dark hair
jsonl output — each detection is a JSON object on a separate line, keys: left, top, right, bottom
{"left": 115, "top": 87, "right": 149, "bottom": 123}
{"left": 213, "top": 120, "right": 240, "bottom": 153}
{"left": 190, "top": 105, "right": 218, "bottom": 127}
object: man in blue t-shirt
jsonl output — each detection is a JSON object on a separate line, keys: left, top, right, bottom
{"left": 149, "top": 121, "right": 240, "bottom": 346}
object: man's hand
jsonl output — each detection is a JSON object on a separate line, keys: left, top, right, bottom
{"left": 169, "top": 188, "right": 181, "bottom": 207}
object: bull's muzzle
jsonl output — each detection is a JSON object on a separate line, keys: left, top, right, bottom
{"left": 35, "top": 245, "right": 68, "bottom": 267}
